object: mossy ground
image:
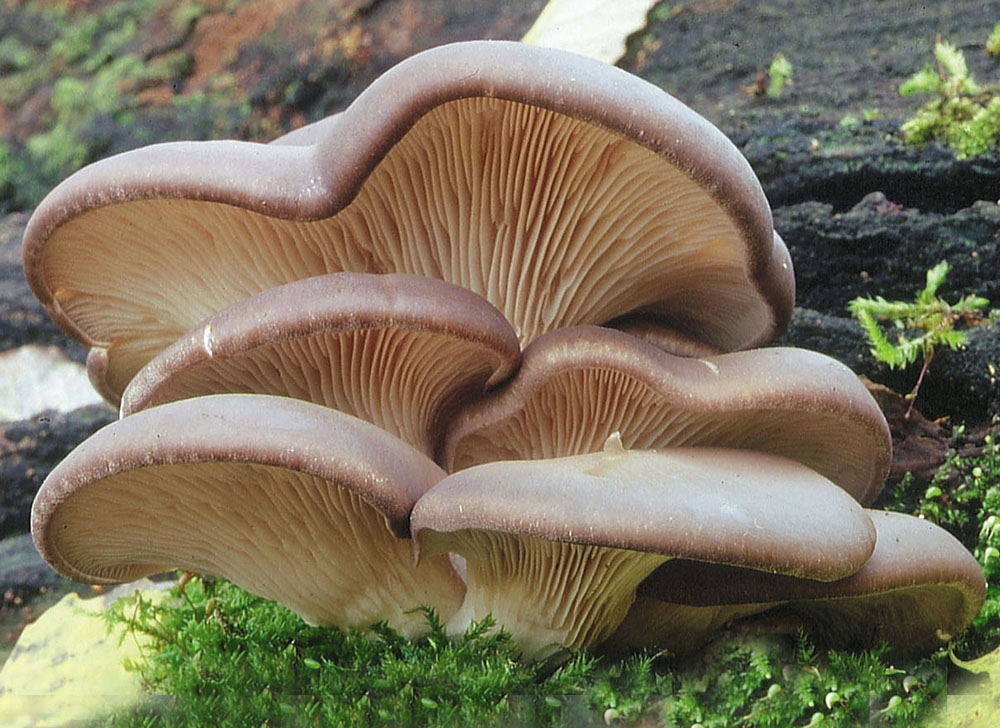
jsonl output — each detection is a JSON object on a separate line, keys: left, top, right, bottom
{"left": 93, "top": 579, "right": 944, "bottom": 728}
{"left": 86, "top": 426, "right": 999, "bottom": 728}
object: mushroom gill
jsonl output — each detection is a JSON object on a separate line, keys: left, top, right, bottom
{"left": 442, "top": 326, "right": 891, "bottom": 504}
{"left": 120, "top": 273, "right": 520, "bottom": 457}
{"left": 31, "top": 394, "right": 465, "bottom": 638}
{"left": 411, "top": 445, "right": 877, "bottom": 660}
{"left": 24, "top": 41, "right": 792, "bottom": 403}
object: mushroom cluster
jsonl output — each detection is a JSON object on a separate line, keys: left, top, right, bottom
{"left": 24, "top": 41, "right": 985, "bottom": 661}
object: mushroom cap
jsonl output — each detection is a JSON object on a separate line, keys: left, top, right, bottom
{"left": 615, "top": 510, "right": 986, "bottom": 654}
{"left": 441, "top": 326, "right": 891, "bottom": 505}
{"left": 23, "top": 40, "right": 793, "bottom": 403}
{"left": 414, "top": 447, "right": 876, "bottom": 580}
{"left": 410, "top": 446, "right": 876, "bottom": 658}
{"left": 120, "top": 272, "right": 520, "bottom": 457}
{"left": 31, "top": 394, "right": 465, "bottom": 637}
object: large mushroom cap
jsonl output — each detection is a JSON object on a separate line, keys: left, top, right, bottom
{"left": 411, "top": 445, "right": 876, "bottom": 659}
{"left": 442, "top": 326, "right": 891, "bottom": 505}
{"left": 120, "top": 272, "right": 520, "bottom": 457}
{"left": 613, "top": 510, "right": 986, "bottom": 655}
{"left": 23, "top": 40, "right": 793, "bottom": 403}
{"left": 31, "top": 394, "right": 465, "bottom": 638}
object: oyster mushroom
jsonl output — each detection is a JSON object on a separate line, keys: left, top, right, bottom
{"left": 442, "top": 326, "right": 890, "bottom": 504}
{"left": 23, "top": 40, "right": 793, "bottom": 403}
{"left": 611, "top": 510, "right": 986, "bottom": 655}
{"left": 120, "top": 273, "right": 520, "bottom": 457}
{"left": 31, "top": 394, "right": 465, "bottom": 638}
{"left": 410, "top": 441, "right": 876, "bottom": 660}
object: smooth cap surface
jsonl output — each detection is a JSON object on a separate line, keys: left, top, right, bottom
{"left": 626, "top": 510, "right": 986, "bottom": 653}
{"left": 414, "top": 446, "right": 877, "bottom": 581}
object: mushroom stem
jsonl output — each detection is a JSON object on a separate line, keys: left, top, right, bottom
{"left": 435, "top": 531, "right": 668, "bottom": 660}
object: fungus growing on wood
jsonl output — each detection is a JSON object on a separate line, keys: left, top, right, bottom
{"left": 442, "top": 326, "right": 890, "bottom": 504}
{"left": 22, "top": 40, "right": 793, "bottom": 404}
{"left": 19, "top": 39, "right": 984, "bottom": 667}
{"left": 31, "top": 394, "right": 465, "bottom": 638}
{"left": 120, "top": 273, "right": 520, "bottom": 456}
{"left": 411, "top": 442, "right": 876, "bottom": 660}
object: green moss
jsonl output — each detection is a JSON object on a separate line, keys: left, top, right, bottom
{"left": 900, "top": 37, "right": 1000, "bottom": 158}
{"left": 97, "top": 579, "right": 596, "bottom": 727}
{"left": 0, "top": 36, "right": 34, "bottom": 73}
{"left": 87, "top": 426, "right": 1000, "bottom": 726}
{"left": 170, "top": 1, "right": 207, "bottom": 30}
{"left": 882, "top": 423, "right": 1000, "bottom": 658}
{"left": 659, "top": 634, "right": 945, "bottom": 728}
{"left": 849, "top": 261, "right": 991, "bottom": 370}
{"left": 767, "top": 53, "right": 793, "bottom": 99}
{"left": 89, "top": 571, "right": 987, "bottom": 727}
{"left": 987, "top": 23, "right": 1000, "bottom": 57}
{"left": 0, "top": 0, "right": 222, "bottom": 210}
{"left": 848, "top": 261, "right": 994, "bottom": 416}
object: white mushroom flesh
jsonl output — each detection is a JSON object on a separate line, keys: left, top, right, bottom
{"left": 428, "top": 529, "right": 668, "bottom": 660}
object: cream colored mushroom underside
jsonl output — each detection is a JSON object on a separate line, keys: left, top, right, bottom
{"left": 608, "top": 596, "right": 779, "bottom": 654}
{"left": 427, "top": 529, "right": 668, "bottom": 660}
{"left": 774, "top": 584, "right": 974, "bottom": 648}
{"left": 45, "top": 461, "right": 464, "bottom": 638}
{"left": 44, "top": 97, "right": 758, "bottom": 398}
{"left": 127, "top": 327, "right": 508, "bottom": 457}
{"left": 614, "top": 584, "right": 974, "bottom": 654}
{"left": 445, "top": 368, "right": 880, "bottom": 503}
